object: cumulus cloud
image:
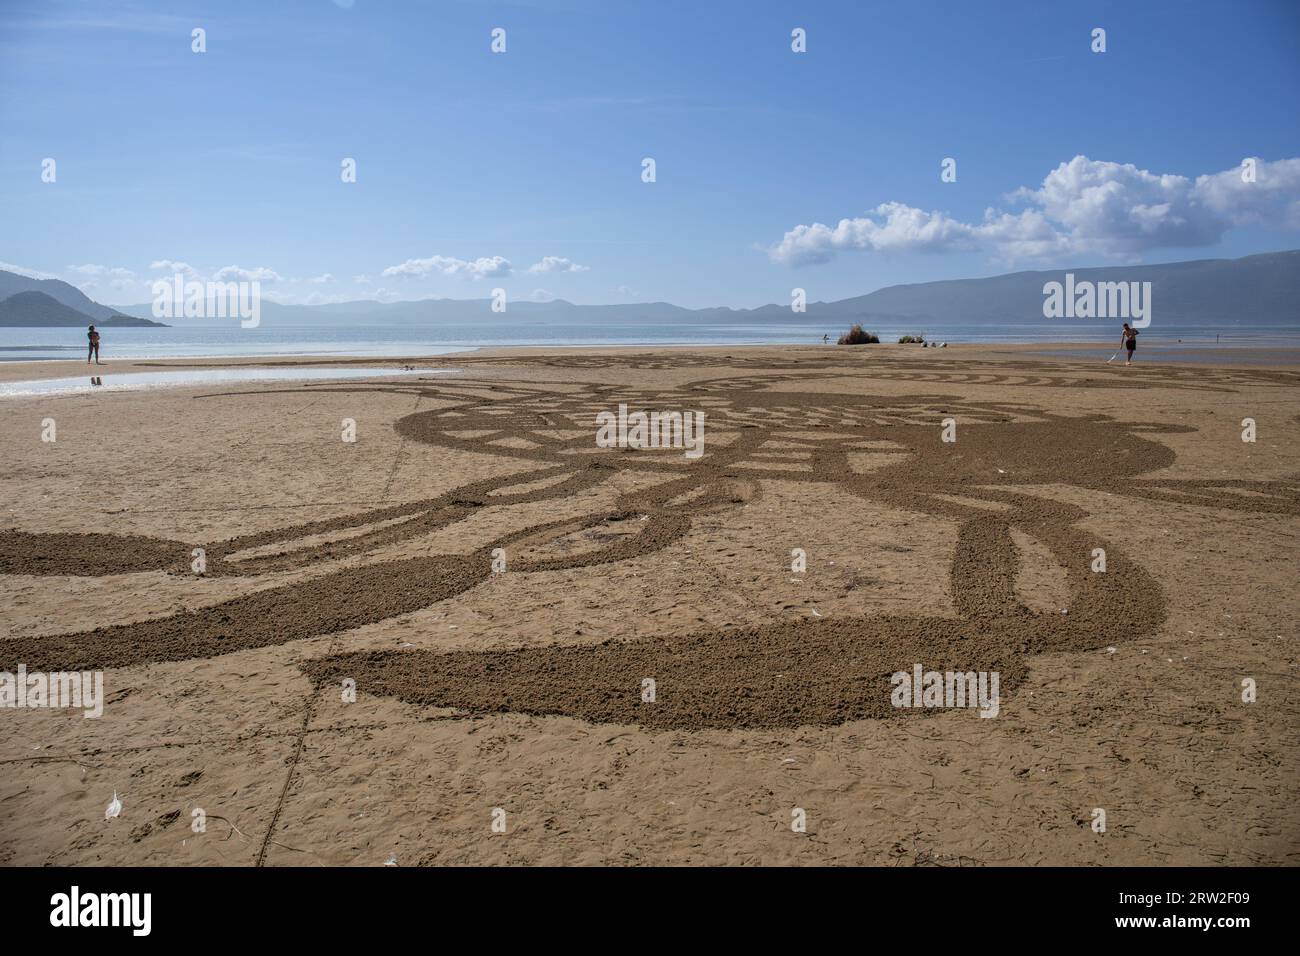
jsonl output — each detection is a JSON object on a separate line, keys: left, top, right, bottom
{"left": 213, "top": 264, "right": 282, "bottom": 283}
{"left": 1, "top": 261, "right": 60, "bottom": 279}
{"left": 58, "top": 263, "right": 147, "bottom": 298}
{"left": 526, "top": 256, "right": 589, "bottom": 274}
{"left": 767, "top": 156, "right": 1300, "bottom": 266}
{"left": 529, "top": 288, "right": 556, "bottom": 302}
{"left": 28, "top": 260, "right": 366, "bottom": 306}
{"left": 67, "top": 263, "right": 136, "bottom": 279}
{"left": 149, "top": 259, "right": 200, "bottom": 277}
{"left": 382, "top": 255, "right": 512, "bottom": 280}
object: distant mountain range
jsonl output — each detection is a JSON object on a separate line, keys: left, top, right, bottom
{"left": 820, "top": 250, "right": 1300, "bottom": 329}
{"left": 2, "top": 250, "right": 1297, "bottom": 332}
{"left": 0, "top": 290, "right": 164, "bottom": 328}
{"left": 0, "top": 271, "right": 164, "bottom": 327}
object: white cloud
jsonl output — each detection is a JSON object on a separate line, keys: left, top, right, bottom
{"left": 616, "top": 285, "right": 640, "bottom": 299}
{"left": 0, "top": 261, "right": 58, "bottom": 279}
{"left": 149, "top": 259, "right": 200, "bottom": 277}
{"left": 526, "top": 256, "right": 589, "bottom": 274}
{"left": 213, "top": 264, "right": 282, "bottom": 283}
{"left": 18, "top": 260, "right": 375, "bottom": 307}
{"left": 56, "top": 263, "right": 150, "bottom": 300}
{"left": 382, "top": 255, "right": 512, "bottom": 280}
{"left": 1192, "top": 159, "right": 1300, "bottom": 229}
{"left": 67, "top": 263, "right": 136, "bottom": 279}
{"left": 768, "top": 156, "right": 1300, "bottom": 266}
{"left": 529, "top": 288, "right": 556, "bottom": 302}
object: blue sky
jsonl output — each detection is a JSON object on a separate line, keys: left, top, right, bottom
{"left": 1, "top": 0, "right": 1298, "bottom": 308}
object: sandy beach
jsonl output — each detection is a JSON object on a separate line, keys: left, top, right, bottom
{"left": 1, "top": 344, "right": 1297, "bottom": 866}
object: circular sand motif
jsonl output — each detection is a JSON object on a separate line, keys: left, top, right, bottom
{"left": 2, "top": 357, "right": 1297, "bottom": 729}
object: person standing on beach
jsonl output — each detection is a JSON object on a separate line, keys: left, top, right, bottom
{"left": 87, "top": 325, "right": 102, "bottom": 364}
{"left": 1119, "top": 322, "right": 1138, "bottom": 366}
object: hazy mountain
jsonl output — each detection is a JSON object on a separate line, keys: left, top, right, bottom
{"left": 19, "top": 248, "right": 1300, "bottom": 333}
{"left": 111, "top": 298, "right": 319, "bottom": 326}
{"left": 0, "top": 291, "right": 165, "bottom": 328}
{"left": 810, "top": 250, "right": 1300, "bottom": 329}
{"left": 0, "top": 270, "right": 121, "bottom": 321}
{"left": 111, "top": 296, "right": 717, "bottom": 326}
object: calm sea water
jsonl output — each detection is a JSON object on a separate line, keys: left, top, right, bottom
{"left": 3, "top": 321, "right": 1298, "bottom": 361}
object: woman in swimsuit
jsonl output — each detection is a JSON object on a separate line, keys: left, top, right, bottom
{"left": 1120, "top": 323, "right": 1138, "bottom": 366}
{"left": 87, "top": 325, "right": 101, "bottom": 365}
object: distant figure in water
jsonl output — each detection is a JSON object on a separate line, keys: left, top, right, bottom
{"left": 822, "top": 334, "right": 829, "bottom": 344}
{"left": 87, "top": 325, "right": 102, "bottom": 364}
{"left": 1120, "top": 322, "right": 1138, "bottom": 366}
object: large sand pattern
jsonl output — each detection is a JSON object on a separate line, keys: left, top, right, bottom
{"left": 1, "top": 348, "right": 1297, "bottom": 864}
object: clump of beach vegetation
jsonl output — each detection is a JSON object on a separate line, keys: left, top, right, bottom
{"left": 837, "top": 324, "right": 879, "bottom": 345}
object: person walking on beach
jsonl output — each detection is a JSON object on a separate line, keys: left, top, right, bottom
{"left": 87, "top": 325, "right": 102, "bottom": 364}
{"left": 822, "top": 334, "right": 829, "bottom": 344}
{"left": 1119, "top": 322, "right": 1138, "bottom": 366}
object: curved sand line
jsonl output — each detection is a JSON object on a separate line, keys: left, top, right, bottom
{"left": 2, "top": 356, "right": 1297, "bottom": 728}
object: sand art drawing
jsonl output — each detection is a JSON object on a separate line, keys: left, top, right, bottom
{"left": 3, "top": 356, "right": 1298, "bottom": 730}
